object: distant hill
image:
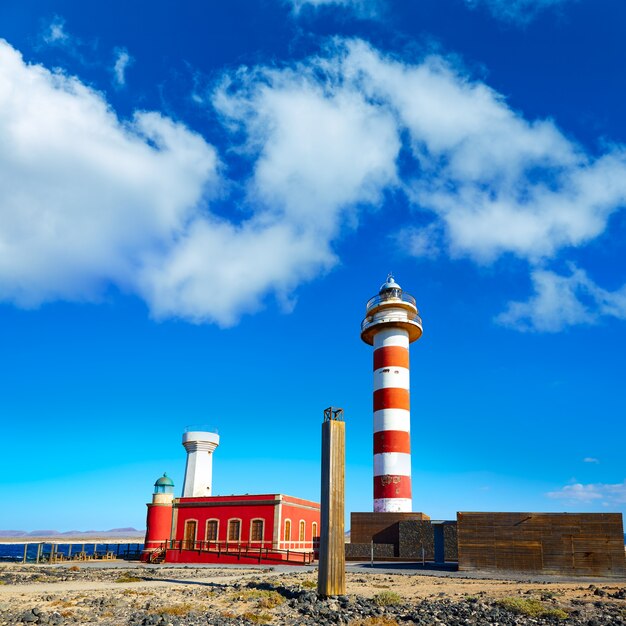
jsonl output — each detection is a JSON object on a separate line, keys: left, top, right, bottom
{"left": 0, "top": 528, "right": 145, "bottom": 539}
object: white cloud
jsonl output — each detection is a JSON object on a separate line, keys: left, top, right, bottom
{"left": 112, "top": 48, "right": 133, "bottom": 87}
{"left": 42, "top": 16, "right": 69, "bottom": 45}
{"left": 466, "top": 0, "right": 574, "bottom": 23}
{"left": 213, "top": 64, "right": 399, "bottom": 236}
{"left": 0, "top": 40, "right": 218, "bottom": 308}
{"left": 583, "top": 457, "right": 600, "bottom": 464}
{"left": 334, "top": 40, "right": 626, "bottom": 264}
{"left": 496, "top": 266, "right": 626, "bottom": 332}
{"left": 3, "top": 35, "right": 626, "bottom": 329}
{"left": 547, "top": 481, "right": 626, "bottom": 505}
{"left": 289, "top": 0, "right": 379, "bottom": 17}
{"left": 397, "top": 224, "right": 442, "bottom": 259}
{"left": 290, "top": 0, "right": 574, "bottom": 23}
{"left": 0, "top": 39, "right": 399, "bottom": 325}
{"left": 137, "top": 221, "right": 335, "bottom": 325}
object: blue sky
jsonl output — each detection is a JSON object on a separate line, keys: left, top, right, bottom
{"left": 1, "top": 0, "right": 625, "bottom": 531}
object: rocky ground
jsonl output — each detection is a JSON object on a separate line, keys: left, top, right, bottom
{"left": 0, "top": 564, "right": 625, "bottom": 625}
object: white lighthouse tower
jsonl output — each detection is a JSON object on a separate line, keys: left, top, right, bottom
{"left": 361, "top": 275, "right": 422, "bottom": 513}
{"left": 181, "top": 430, "right": 220, "bottom": 497}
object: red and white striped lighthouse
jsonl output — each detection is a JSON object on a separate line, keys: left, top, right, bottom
{"left": 361, "top": 275, "right": 422, "bottom": 513}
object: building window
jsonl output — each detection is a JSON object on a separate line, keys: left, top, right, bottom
{"left": 206, "top": 519, "right": 218, "bottom": 542}
{"left": 299, "top": 520, "right": 305, "bottom": 542}
{"left": 284, "top": 519, "right": 291, "bottom": 542}
{"left": 251, "top": 519, "right": 264, "bottom": 542}
{"left": 228, "top": 519, "right": 241, "bottom": 542}
{"left": 312, "top": 522, "right": 318, "bottom": 539}
{"left": 184, "top": 520, "right": 197, "bottom": 549}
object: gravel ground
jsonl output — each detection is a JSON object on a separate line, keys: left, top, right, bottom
{"left": 0, "top": 563, "right": 625, "bottom": 625}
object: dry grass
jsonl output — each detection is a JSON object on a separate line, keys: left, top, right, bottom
{"left": 230, "top": 589, "right": 285, "bottom": 609}
{"left": 68, "top": 566, "right": 80, "bottom": 572}
{"left": 151, "top": 602, "right": 195, "bottom": 617}
{"left": 300, "top": 579, "right": 317, "bottom": 589}
{"left": 122, "top": 589, "right": 151, "bottom": 596}
{"left": 497, "top": 597, "right": 568, "bottom": 620}
{"left": 115, "top": 574, "right": 142, "bottom": 583}
{"left": 373, "top": 591, "right": 402, "bottom": 607}
{"left": 242, "top": 611, "right": 273, "bottom": 624}
{"left": 349, "top": 618, "right": 400, "bottom": 626}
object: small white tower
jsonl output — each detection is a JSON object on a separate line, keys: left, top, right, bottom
{"left": 181, "top": 430, "right": 220, "bottom": 497}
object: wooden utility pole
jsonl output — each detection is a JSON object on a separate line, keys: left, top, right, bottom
{"left": 318, "top": 407, "right": 346, "bottom": 597}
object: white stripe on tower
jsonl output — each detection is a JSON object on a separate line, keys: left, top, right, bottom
{"left": 372, "top": 328, "right": 412, "bottom": 513}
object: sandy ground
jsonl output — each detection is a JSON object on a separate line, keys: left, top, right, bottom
{"left": 2, "top": 569, "right": 623, "bottom": 601}
{"left": 0, "top": 562, "right": 624, "bottom": 613}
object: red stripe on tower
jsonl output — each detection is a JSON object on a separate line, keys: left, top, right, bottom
{"left": 373, "top": 387, "right": 410, "bottom": 412}
{"left": 373, "top": 475, "right": 412, "bottom": 500}
{"left": 373, "top": 346, "right": 410, "bottom": 370}
{"left": 374, "top": 430, "right": 411, "bottom": 454}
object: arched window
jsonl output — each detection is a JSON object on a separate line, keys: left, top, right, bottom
{"left": 299, "top": 520, "right": 305, "bottom": 542}
{"left": 228, "top": 519, "right": 241, "bottom": 542}
{"left": 206, "top": 519, "right": 219, "bottom": 542}
{"left": 284, "top": 519, "right": 291, "bottom": 542}
{"left": 312, "top": 522, "right": 318, "bottom": 539}
{"left": 251, "top": 519, "right": 264, "bottom": 542}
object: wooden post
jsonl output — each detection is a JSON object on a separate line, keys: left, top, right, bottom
{"left": 22, "top": 544, "right": 28, "bottom": 563}
{"left": 36, "top": 543, "right": 42, "bottom": 564}
{"left": 318, "top": 407, "right": 345, "bottom": 597}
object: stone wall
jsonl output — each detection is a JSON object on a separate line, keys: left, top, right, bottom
{"left": 345, "top": 542, "right": 395, "bottom": 560}
{"left": 397, "top": 521, "right": 458, "bottom": 561}
{"left": 444, "top": 523, "right": 458, "bottom": 561}
{"left": 347, "top": 515, "right": 459, "bottom": 562}
{"left": 397, "top": 521, "right": 434, "bottom": 559}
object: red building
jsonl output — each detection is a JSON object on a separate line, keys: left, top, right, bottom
{"left": 165, "top": 493, "right": 320, "bottom": 565}
{"left": 142, "top": 432, "right": 320, "bottom": 565}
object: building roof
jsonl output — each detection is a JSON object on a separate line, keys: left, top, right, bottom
{"left": 154, "top": 473, "right": 174, "bottom": 487}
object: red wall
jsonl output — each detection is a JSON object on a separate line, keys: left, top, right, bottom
{"left": 142, "top": 503, "right": 173, "bottom": 561}
{"left": 173, "top": 494, "right": 320, "bottom": 551}
{"left": 175, "top": 494, "right": 277, "bottom": 547}
{"left": 279, "top": 496, "right": 320, "bottom": 550}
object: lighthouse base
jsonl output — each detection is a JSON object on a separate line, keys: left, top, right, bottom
{"left": 374, "top": 498, "right": 412, "bottom": 512}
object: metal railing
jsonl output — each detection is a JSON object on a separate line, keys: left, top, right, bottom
{"left": 361, "top": 311, "right": 422, "bottom": 332}
{"left": 366, "top": 292, "right": 416, "bottom": 312}
{"left": 165, "top": 540, "right": 315, "bottom": 564}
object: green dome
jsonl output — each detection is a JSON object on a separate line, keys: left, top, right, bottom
{"left": 154, "top": 473, "right": 174, "bottom": 487}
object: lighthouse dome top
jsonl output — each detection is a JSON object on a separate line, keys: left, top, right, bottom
{"left": 379, "top": 274, "right": 402, "bottom": 294}
{"left": 154, "top": 473, "right": 175, "bottom": 494}
{"left": 155, "top": 473, "right": 174, "bottom": 487}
